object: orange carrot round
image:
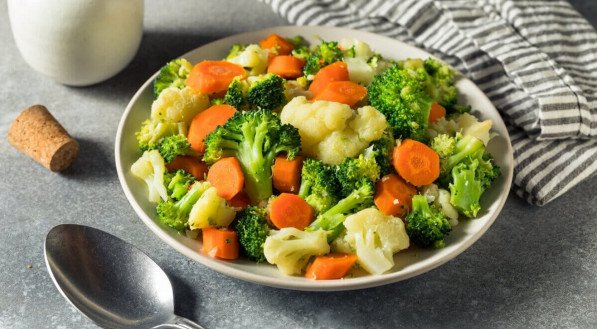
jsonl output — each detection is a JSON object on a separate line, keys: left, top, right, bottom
{"left": 227, "top": 191, "right": 251, "bottom": 209}
{"left": 374, "top": 173, "right": 417, "bottom": 217}
{"left": 305, "top": 253, "right": 358, "bottom": 280}
{"left": 186, "top": 60, "right": 246, "bottom": 94}
{"left": 187, "top": 104, "right": 237, "bottom": 153}
{"left": 267, "top": 55, "right": 305, "bottom": 79}
{"left": 392, "top": 139, "right": 440, "bottom": 186}
{"left": 308, "top": 61, "right": 349, "bottom": 96}
{"left": 166, "top": 156, "right": 209, "bottom": 180}
{"left": 428, "top": 103, "right": 446, "bottom": 124}
{"left": 272, "top": 155, "right": 304, "bottom": 194}
{"left": 269, "top": 193, "right": 314, "bottom": 230}
{"left": 259, "top": 34, "right": 294, "bottom": 56}
{"left": 202, "top": 227, "right": 239, "bottom": 260}
{"left": 207, "top": 157, "right": 245, "bottom": 200}
{"left": 311, "top": 80, "right": 367, "bottom": 107}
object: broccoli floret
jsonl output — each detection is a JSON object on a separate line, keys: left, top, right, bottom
{"left": 203, "top": 110, "right": 301, "bottom": 203}
{"left": 449, "top": 154, "right": 500, "bottom": 218}
{"left": 226, "top": 44, "right": 246, "bottom": 60}
{"left": 368, "top": 64, "right": 433, "bottom": 140}
{"left": 247, "top": 74, "right": 286, "bottom": 111}
{"left": 443, "top": 134, "right": 485, "bottom": 174}
{"left": 135, "top": 119, "right": 186, "bottom": 151}
{"left": 303, "top": 40, "right": 344, "bottom": 77}
{"left": 234, "top": 206, "right": 270, "bottom": 262}
{"left": 156, "top": 181, "right": 208, "bottom": 232}
{"left": 131, "top": 150, "right": 169, "bottom": 203}
{"left": 263, "top": 227, "right": 330, "bottom": 275}
{"left": 369, "top": 128, "right": 395, "bottom": 175}
{"left": 224, "top": 74, "right": 286, "bottom": 111}
{"left": 298, "top": 159, "right": 341, "bottom": 214}
{"left": 158, "top": 134, "right": 191, "bottom": 163}
{"left": 153, "top": 58, "right": 193, "bottom": 98}
{"left": 430, "top": 133, "right": 456, "bottom": 159}
{"left": 163, "top": 169, "right": 195, "bottom": 201}
{"left": 306, "top": 180, "right": 375, "bottom": 242}
{"left": 405, "top": 194, "right": 452, "bottom": 248}
{"left": 422, "top": 58, "right": 458, "bottom": 110}
{"left": 335, "top": 151, "right": 380, "bottom": 197}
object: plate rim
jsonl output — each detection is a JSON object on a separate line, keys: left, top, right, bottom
{"left": 115, "top": 25, "right": 514, "bottom": 291}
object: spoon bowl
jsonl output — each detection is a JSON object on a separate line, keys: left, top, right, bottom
{"left": 44, "top": 224, "right": 202, "bottom": 329}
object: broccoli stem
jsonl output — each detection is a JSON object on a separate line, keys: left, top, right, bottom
{"left": 445, "top": 135, "right": 485, "bottom": 172}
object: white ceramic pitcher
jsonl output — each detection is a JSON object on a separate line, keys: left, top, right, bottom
{"left": 8, "top": 0, "right": 144, "bottom": 86}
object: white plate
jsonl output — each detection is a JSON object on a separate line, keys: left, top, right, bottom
{"left": 115, "top": 26, "right": 513, "bottom": 291}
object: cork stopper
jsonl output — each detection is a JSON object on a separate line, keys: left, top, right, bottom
{"left": 7, "top": 105, "right": 79, "bottom": 172}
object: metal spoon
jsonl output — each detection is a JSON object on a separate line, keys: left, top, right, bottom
{"left": 44, "top": 224, "right": 204, "bottom": 329}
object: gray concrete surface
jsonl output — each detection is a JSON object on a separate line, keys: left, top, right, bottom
{"left": 1, "top": 0, "right": 595, "bottom": 328}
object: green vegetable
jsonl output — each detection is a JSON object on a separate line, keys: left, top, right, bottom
{"left": 224, "top": 74, "right": 286, "bottom": 111}
{"left": 156, "top": 182, "right": 208, "bottom": 232}
{"left": 303, "top": 40, "right": 344, "bottom": 77}
{"left": 135, "top": 119, "right": 186, "bottom": 151}
{"left": 367, "top": 64, "right": 433, "bottom": 140}
{"left": 235, "top": 206, "right": 270, "bottom": 262}
{"left": 335, "top": 150, "right": 380, "bottom": 197}
{"left": 298, "top": 158, "right": 340, "bottom": 214}
{"left": 405, "top": 194, "right": 452, "bottom": 248}
{"left": 153, "top": 58, "right": 193, "bottom": 98}
{"left": 203, "top": 109, "right": 301, "bottom": 203}
{"left": 157, "top": 134, "right": 191, "bottom": 163}
{"left": 306, "top": 180, "right": 375, "bottom": 242}
{"left": 163, "top": 169, "right": 195, "bottom": 201}
{"left": 368, "top": 128, "right": 395, "bottom": 175}
{"left": 225, "top": 44, "right": 246, "bottom": 60}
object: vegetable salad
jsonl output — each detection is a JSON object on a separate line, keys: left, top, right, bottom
{"left": 131, "top": 34, "right": 500, "bottom": 279}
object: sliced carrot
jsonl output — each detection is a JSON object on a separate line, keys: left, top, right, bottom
{"left": 227, "top": 191, "right": 251, "bottom": 209}
{"left": 202, "top": 227, "right": 239, "bottom": 260}
{"left": 305, "top": 253, "right": 358, "bottom": 280}
{"left": 374, "top": 173, "right": 417, "bottom": 217}
{"left": 259, "top": 34, "right": 294, "bottom": 56}
{"left": 392, "top": 139, "right": 440, "bottom": 186}
{"left": 186, "top": 60, "right": 246, "bottom": 94}
{"left": 166, "top": 156, "right": 208, "bottom": 180}
{"left": 308, "top": 61, "right": 349, "bottom": 96}
{"left": 269, "top": 193, "right": 314, "bottom": 230}
{"left": 311, "top": 81, "right": 367, "bottom": 107}
{"left": 272, "top": 155, "right": 304, "bottom": 194}
{"left": 428, "top": 103, "right": 446, "bottom": 124}
{"left": 267, "top": 55, "right": 305, "bottom": 79}
{"left": 187, "top": 104, "right": 237, "bottom": 153}
{"left": 207, "top": 157, "right": 244, "bottom": 200}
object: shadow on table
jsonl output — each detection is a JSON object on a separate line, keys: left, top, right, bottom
{"left": 64, "top": 30, "right": 223, "bottom": 101}
{"left": 60, "top": 137, "right": 114, "bottom": 181}
{"left": 169, "top": 272, "right": 200, "bottom": 322}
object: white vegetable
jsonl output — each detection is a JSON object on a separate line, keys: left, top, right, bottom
{"left": 436, "top": 189, "right": 459, "bottom": 226}
{"left": 264, "top": 227, "right": 330, "bottom": 275}
{"left": 130, "top": 150, "right": 168, "bottom": 203}
{"left": 344, "top": 57, "right": 374, "bottom": 85}
{"left": 428, "top": 112, "right": 493, "bottom": 146}
{"left": 280, "top": 96, "right": 388, "bottom": 164}
{"left": 342, "top": 208, "right": 410, "bottom": 275}
{"left": 339, "top": 38, "right": 374, "bottom": 60}
{"left": 188, "top": 183, "right": 236, "bottom": 230}
{"left": 151, "top": 86, "right": 209, "bottom": 125}
{"left": 226, "top": 44, "right": 268, "bottom": 75}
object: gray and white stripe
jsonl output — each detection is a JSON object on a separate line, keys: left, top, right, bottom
{"left": 260, "top": 0, "right": 597, "bottom": 205}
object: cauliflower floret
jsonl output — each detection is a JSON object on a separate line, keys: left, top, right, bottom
{"left": 339, "top": 38, "right": 374, "bottom": 60}
{"left": 344, "top": 57, "right": 375, "bottom": 85}
{"left": 280, "top": 97, "right": 388, "bottom": 164}
{"left": 130, "top": 150, "right": 168, "bottom": 203}
{"left": 428, "top": 113, "right": 493, "bottom": 146}
{"left": 226, "top": 44, "right": 268, "bottom": 75}
{"left": 342, "top": 208, "right": 410, "bottom": 275}
{"left": 264, "top": 227, "right": 330, "bottom": 275}
{"left": 151, "top": 86, "right": 209, "bottom": 125}
{"left": 436, "top": 188, "right": 459, "bottom": 226}
{"left": 188, "top": 184, "right": 236, "bottom": 230}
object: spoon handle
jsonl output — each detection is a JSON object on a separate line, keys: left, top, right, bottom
{"left": 152, "top": 315, "right": 205, "bottom": 329}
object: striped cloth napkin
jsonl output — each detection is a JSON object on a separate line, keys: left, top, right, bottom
{"left": 260, "top": 0, "right": 597, "bottom": 205}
